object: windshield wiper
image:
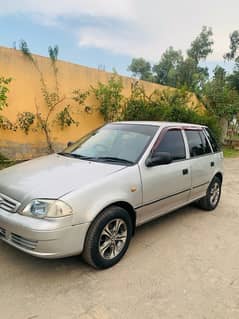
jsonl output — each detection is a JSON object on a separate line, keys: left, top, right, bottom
{"left": 58, "top": 153, "right": 134, "bottom": 165}
{"left": 95, "top": 156, "right": 134, "bottom": 165}
{"left": 57, "top": 153, "right": 95, "bottom": 160}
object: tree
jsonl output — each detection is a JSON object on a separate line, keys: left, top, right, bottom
{"left": 152, "top": 47, "right": 183, "bottom": 86}
{"left": 224, "top": 30, "right": 239, "bottom": 62}
{"left": 203, "top": 66, "right": 239, "bottom": 139}
{"left": 187, "top": 26, "right": 214, "bottom": 63}
{"left": 227, "top": 64, "right": 239, "bottom": 92}
{"left": 177, "top": 26, "right": 213, "bottom": 93}
{"left": 127, "top": 58, "right": 153, "bottom": 81}
{"left": 224, "top": 30, "right": 239, "bottom": 93}
{"left": 130, "top": 26, "right": 213, "bottom": 94}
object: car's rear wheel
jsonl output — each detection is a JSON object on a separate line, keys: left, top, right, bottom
{"left": 82, "top": 206, "right": 132, "bottom": 269}
{"left": 198, "top": 176, "right": 222, "bottom": 210}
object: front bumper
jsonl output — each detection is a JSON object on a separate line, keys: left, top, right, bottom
{"left": 0, "top": 208, "right": 90, "bottom": 258}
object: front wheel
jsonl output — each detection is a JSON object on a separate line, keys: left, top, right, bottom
{"left": 197, "top": 176, "right": 222, "bottom": 211}
{"left": 82, "top": 206, "right": 133, "bottom": 269}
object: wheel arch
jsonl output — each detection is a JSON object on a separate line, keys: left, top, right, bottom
{"left": 92, "top": 201, "right": 137, "bottom": 236}
{"left": 214, "top": 171, "right": 223, "bottom": 183}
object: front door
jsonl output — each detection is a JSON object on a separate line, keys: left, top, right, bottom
{"left": 137, "top": 128, "right": 191, "bottom": 225}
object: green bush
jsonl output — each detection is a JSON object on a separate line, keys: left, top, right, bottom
{"left": 121, "top": 84, "right": 221, "bottom": 141}
{"left": 91, "top": 78, "right": 221, "bottom": 142}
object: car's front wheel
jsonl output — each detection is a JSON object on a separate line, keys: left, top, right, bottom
{"left": 82, "top": 206, "right": 133, "bottom": 269}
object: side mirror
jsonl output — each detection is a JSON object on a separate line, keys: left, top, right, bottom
{"left": 67, "top": 141, "right": 74, "bottom": 148}
{"left": 146, "top": 152, "right": 172, "bottom": 167}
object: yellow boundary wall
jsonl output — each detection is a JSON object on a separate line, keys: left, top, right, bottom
{"left": 0, "top": 46, "right": 202, "bottom": 160}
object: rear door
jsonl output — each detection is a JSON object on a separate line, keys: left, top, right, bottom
{"left": 184, "top": 128, "right": 214, "bottom": 200}
{"left": 137, "top": 128, "right": 191, "bottom": 225}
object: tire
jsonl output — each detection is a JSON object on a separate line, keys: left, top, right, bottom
{"left": 82, "top": 206, "right": 133, "bottom": 269}
{"left": 197, "top": 176, "right": 222, "bottom": 211}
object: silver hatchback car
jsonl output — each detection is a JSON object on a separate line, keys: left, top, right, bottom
{"left": 0, "top": 121, "right": 223, "bottom": 268}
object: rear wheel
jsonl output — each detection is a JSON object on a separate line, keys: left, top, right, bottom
{"left": 198, "top": 176, "right": 222, "bottom": 211}
{"left": 82, "top": 206, "right": 132, "bottom": 269}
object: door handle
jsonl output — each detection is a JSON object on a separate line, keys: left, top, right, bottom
{"left": 211, "top": 161, "right": 215, "bottom": 167}
{"left": 182, "top": 168, "right": 188, "bottom": 175}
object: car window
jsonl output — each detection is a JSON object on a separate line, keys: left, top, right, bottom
{"left": 185, "top": 130, "right": 211, "bottom": 157}
{"left": 204, "top": 128, "right": 221, "bottom": 152}
{"left": 199, "top": 131, "right": 212, "bottom": 154}
{"left": 154, "top": 129, "right": 186, "bottom": 161}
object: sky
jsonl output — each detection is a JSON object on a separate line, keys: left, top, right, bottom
{"left": 0, "top": 0, "right": 238, "bottom": 76}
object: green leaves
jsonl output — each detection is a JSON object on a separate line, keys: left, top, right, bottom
{"left": 187, "top": 26, "right": 213, "bottom": 63}
{"left": 127, "top": 58, "right": 154, "bottom": 82}
{"left": 224, "top": 30, "right": 239, "bottom": 61}
{"left": 56, "top": 106, "right": 78, "bottom": 130}
{"left": 17, "top": 112, "right": 35, "bottom": 134}
{"left": 128, "top": 26, "right": 213, "bottom": 94}
{"left": 0, "top": 76, "right": 11, "bottom": 111}
{"left": 48, "top": 45, "right": 59, "bottom": 63}
{"left": 92, "top": 75, "right": 124, "bottom": 122}
{"left": 203, "top": 66, "right": 239, "bottom": 121}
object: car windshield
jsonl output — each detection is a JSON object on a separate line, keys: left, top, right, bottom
{"left": 60, "top": 123, "right": 159, "bottom": 165}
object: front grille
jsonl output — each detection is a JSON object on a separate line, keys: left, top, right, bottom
{"left": 0, "top": 193, "right": 20, "bottom": 213}
{"left": 11, "top": 233, "right": 38, "bottom": 250}
{"left": 0, "top": 226, "right": 6, "bottom": 238}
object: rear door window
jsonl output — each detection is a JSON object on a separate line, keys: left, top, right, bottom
{"left": 199, "top": 131, "right": 212, "bottom": 154}
{"left": 185, "top": 130, "right": 211, "bottom": 157}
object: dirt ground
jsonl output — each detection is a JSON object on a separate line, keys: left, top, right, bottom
{"left": 0, "top": 158, "right": 239, "bottom": 319}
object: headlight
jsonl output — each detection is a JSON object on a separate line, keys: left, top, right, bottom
{"left": 20, "top": 199, "right": 72, "bottom": 219}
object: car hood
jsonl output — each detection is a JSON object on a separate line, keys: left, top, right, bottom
{"left": 0, "top": 154, "right": 125, "bottom": 203}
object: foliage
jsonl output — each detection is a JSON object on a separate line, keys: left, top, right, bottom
{"left": 122, "top": 82, "right": 160, "bottom": 121}
{"left": 0, "top": 77, "right": 12, "bottom": 111}
{"left": 17, "top": 112, "right": 35, "bottom": 134}
{"left": 203, "top": 66, "right": 239, "bottom": 121}
{"left": 72, "top": 89, "right": 89, "bottom": 105}
{"left": 120, "top": 83, "right": 221, "bottom": 140}
{"left": 72, "top": 89, "right": 91, "bottom": 113}
{"left": 0, "top": 116, "right": 16, "bottom": 131}
{"left": 56, "top": 106, "right": 78, "bottom": 130}
{"left": 92, "top": 74, "right": 124, "bottom": 122}
{"left": 227, "top": 63, "right": 239, "bottom": 92}
{"left": 0, "top": 76, "right": 16, "bottom": 131}
{"left": 153, "top": 47, "right": 183, "bottom": 86}
{"left": 0, "top": 152, "right": 15, "bottom": 170}
{"left": 128, "top": 26, "right": 213, "bottom": 94}
{"left": 19, "top": 40, "right": 35, "bottom": 64}
{"left": 0, "top": 153, "right": 15, "bottom": 170}
{"left": 187, "top": 26, "right": 214, "bottom": 63}
{"left": 18, "top": 41, "right": 82, "bottom": 152}
{"left": 127, "top": 58, "right": 154, "bottom": 82}
{"left": 48, "top": 45, "right": 59, "bottom": 63}
{"left": 224, "top": 30, "right": 239, "bottom": 62}
{"left": 126, "top": 26, "right": 239, "bottom": 140}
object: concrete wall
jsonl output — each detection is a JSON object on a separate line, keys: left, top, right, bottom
{"left": 0, "top": 46, "right": 202, "bottom": 160}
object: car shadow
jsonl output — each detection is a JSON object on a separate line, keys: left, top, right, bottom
{"left": 0, "top": 203, "right": 203, "bottom": 274}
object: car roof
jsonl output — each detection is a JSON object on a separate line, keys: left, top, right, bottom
{"left": 113, "top": 121, "right": 206, "bottom": 128}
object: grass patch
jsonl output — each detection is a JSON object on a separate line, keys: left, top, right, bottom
{"left": 223, "top": 146, "right": 239, "bottom": 158}
{"left": 0, "top": 153, "right": 15, "bottom": 170}
{"left": 0, "top": 161, "right": 15, "bottom": 170}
